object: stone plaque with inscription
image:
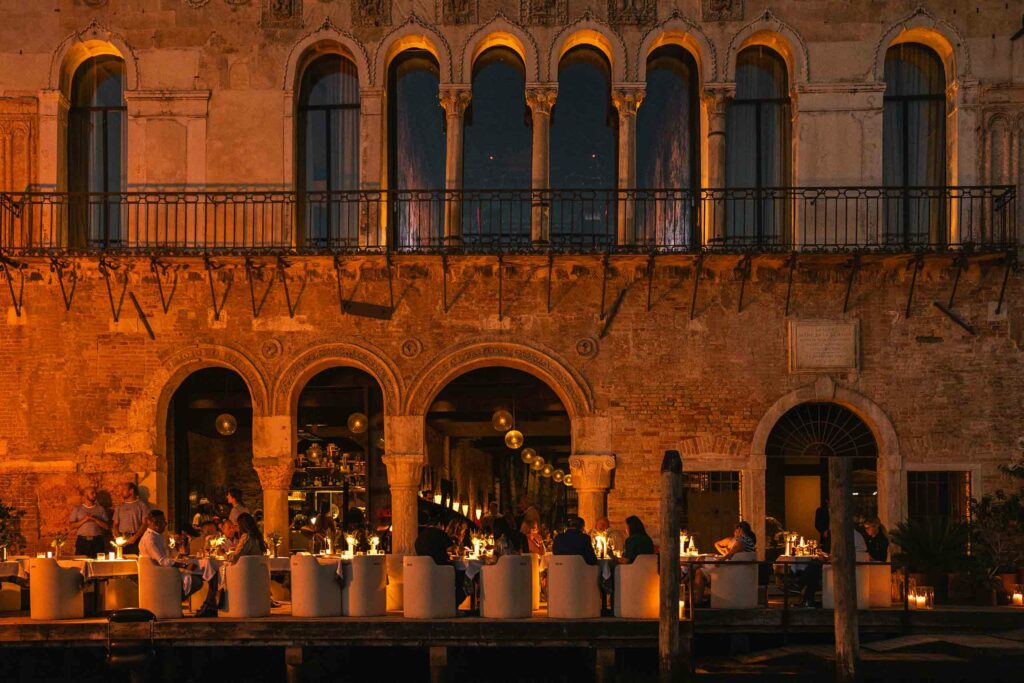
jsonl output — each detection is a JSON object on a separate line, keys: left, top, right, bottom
{"left": 788, "top": 320, "right": 859, "bottom": 373}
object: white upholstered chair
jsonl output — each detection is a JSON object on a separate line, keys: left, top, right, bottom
{"left": 290, "top": 554, "right": 342, "bottom": 617}
{"left": 480, "top": 555, "right": 532, "bottom": 619}
{"left": 402, "top": 556, "right": 456, "bottom": 619}
{"left": 822, "top": 556, "right": 871, "bottom": 610}
{"left": 613, "top": 554, "right": 660, "bottom": 619}
{"left": 867, "top": 563, "right": 893, "bottom": 607}
{"left": 529, "top": 553, "right": 541, "bottom": 610}
{"left": 341, "top": 555, "right": 387, "bottom": 617}
{"left": 137, "top": 557, "right": 183, "bottom": 619}
{"left": 29, "top": 559, "right": 84, "bottom": 620}
{"left": 385, "top": 554, "right": 404, "bottom": 611}
{"left": 706, "top": 552, "right": 759, "bottom": 609}
{"left": 0, "top": 582, "right": 21, "bottom": 613}
{"left": 546, "top": 555, "right": 601, "bottom": 619}
{"left": 220, "top": 556, "right": 271, "bottom": 618}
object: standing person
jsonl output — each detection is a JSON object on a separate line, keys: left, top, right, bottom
{"left": 619, "top": 515, "right": 655, "bottom": 564}
{"left": 815, "top": 499, "right": 831, "bottom": 552}
{"left": 226, "top": 488, "right": 249, "bottom": 525}
{"left": 113, "top": 482, "right": 150, "bottom": 555}
{"left": 138, "top": 509, "right": 220, "bottom": 618}
{"left": 69, "top": 486, "right": 110, "bottom": 557}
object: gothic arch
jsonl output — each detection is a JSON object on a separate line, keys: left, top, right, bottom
{"left": 459, "top": 12, "right": 541, "bottom": 82}
{"left": 636, "top": 11, "right": 716, "bottom": 85}
{"left": 373, "top": 13, "right": 453, "bottom": 86}
{"left": 872, "top": 7, "right": 970, "bottom": 84}
{"left": 272, "top": 340, "right": 403, "bottom": 418}
{"left": 49, "top": 20, "right": 141, "bottom": 94}
{"left": 547, "top": 13, "right": 628, "bottom": 83}
{"left": 282, "top": 17, "right": 372, "bottom": 92}
{"left": 404, "top": 340, "right": 594, "bottom": 419}
{"left": 725, "top": 10, "right": 810, "bottom": 86}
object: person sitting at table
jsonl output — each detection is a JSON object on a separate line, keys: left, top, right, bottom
{"left": 139, "top": 509, "right": 220, "bottom": 618}
{"left": 861, "top": 517, "right": 889, "bottom": 562}
{"left": 225, "top": 513, "right": 267, "bottom": 565}
{"left": 445, "top": 518, "right": 471, "bottom": 553}
{"left": 552, "top": 516, "right": 598, "bottom": 566}
{"left": 218, "top": 518, "right": 239, "bottom": 554}
{"left": 798, "top": 520, "right": 868, "bottom": 608}
{"left": 521, "top": 520, "right": 546, "bottom": 556}
{"left": 70, "top": 485, "right": 111, "bottom": 557}
{"left": 591, "top": 517, "right": 625, "bottom": 555}
{"left": 692, "top": 521, "right": 758, "bottom": 604}
{"left": 226, "top": 488, "right": 249, "bottom": 526}
{"left": 198, "top": 519, "right": 219, "bottom": 552}
{"left": 191, "top": 500, "right": 215, "bottom": 535}
{"left": 309, "top": 502, "right": 337, "bottom": 554}
{"left": 493, "top": 517, "right": 527, "bottom": 557}
{"left": 113, "top": 482, "right": 150, "bottom": 556}
{"left": 415, "top": 515, "right": 466, "bottom": 609}
{"left": 619, "top": 516, "right": 655, "bottom": 564}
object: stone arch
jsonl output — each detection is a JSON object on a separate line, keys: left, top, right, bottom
{"left": 282, "top": 17, "right": 372, "bottom": 92}
{"left": 272, "top": 341, "right": 403, "bottom": 419}
{"left": 373, "top": 13, "right": 454, "bottom": 86}
{"left": 459, "top": 12, "right": 541, "bottom": 83}
{"left": 725, "top": 10, "right": 810, "bottom": 86}
{"left": 547, "top": 13, "right": 628, "bottom": 83}
{"left": 872, "top": 6, "right": 970, "bottom": 84}
{"left": 636, "top": 11, "right": 716, "bottom": 85}
{"left": 49, "top": 20, "right": 141, "bottom": 94}
{"left": 404, "top": 340, "right": 594, "bottom": 420}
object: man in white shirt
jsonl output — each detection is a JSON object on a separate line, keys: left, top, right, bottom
{"left": 226, "top": 488, "right": 249, "bottom": 526}
{"left": 139, "top": 509, "right": 220, "bottom": 618}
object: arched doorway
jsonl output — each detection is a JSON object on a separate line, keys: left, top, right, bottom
{"left": 764, "top": 402, "right": 878, "bottom": 545}
{"left": 424, "top": 367, "right": 575, "bottom": 532}
{"left": 167, "top": 368, "right": 257, "bottom": 533}
{"left": 290, "top": 367, "right": 387, "bottom": 551}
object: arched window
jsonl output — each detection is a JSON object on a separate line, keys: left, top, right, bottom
{"left": 550, "top": 46, "right": 617, "bottom": 248}
{"left": 69, "top": 55, "right": 126, "bottom": 248}
{"left": 726, "top": 46, "right": 791, "bottom": 248}
{"left": 298, "top": 54, "right": 360, "bottom": 248}
{"left": 463, "top": 46, "right": 531, "bottom": 246}
{"left": 388, "top": 49, "right": 445, "bottom": 249}
{"left": 883, "top": 43, "right": 946, "bottom": 248}
{"left": 637, "top": 44, "right": 700, "bottom": 248}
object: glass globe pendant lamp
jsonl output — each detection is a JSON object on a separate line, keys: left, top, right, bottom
{"left": 520, "top": 447, "right": 538, "bottom": 464}
{"left": 215, "top": 413, "right": 237, "bottom": 436}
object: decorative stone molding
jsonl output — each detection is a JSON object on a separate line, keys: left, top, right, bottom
{"left": 438, "top": 85, "right": 472, "bottom": 116}
{"left": 400, "top": 337, "right": 423, "bottom": 358}
{"left": 703, "top": 82, "right": 735, "bottom": 117}
{"left": 607, "top": 0, "right": 656, "bottom": 25}
{"left": 260, "top": 338, "right": 284, "bottom": 362}
{"left": 635, "top": 10, "right": 717, "bottom": 83}
{"left": 871, "top": 6, "right": 971, "bottom": 82}
{"left": 155, "top": 343, "right": 271, "bottom": 414}
{"left": 611, "top": 85, "right": 645, "bottom": 114}
{"left": 48, "top": 20, "right": 141, "bottom": 92}
{"left": 725, "top": 9, "right": 810, "bottom": 84}
{"left": 261, "top": 0, "right": 303, "bottom": 29}
{"left": 0, "top": 104, "right": 36, "bottom": 192}
{"left": 438, "top": 0, "right": 477, "bottom": 25}
{"left": 282, "top": 16, "right": 371, "bottom": 90}
{"left": 520, "top": 0, "right": 567, "bottom": 27}
{"left": 373, "top": 13, "right": 453, "bottom": 85}
{"left": 459, "top": 11, "right": 541, "bottom": 82}
{"left": 546, "top": 10, "right": 628, "bottom": 82}
{"left": 382, "top": 453, "right": 426, "bottom": 488}
{"left": 404, "top": 339, "right": 594, "bottom": 418}
{"left": 568, "top": 453, "right": 616, "bottom": 491}
{"left": 702, "top": 0, "right": 743, "bottom": 22}
{"left": 352, "top": 0, "right": 391, "bottom": 27}
{"left": 186, "top": 0, "right": 212, "bottom": 8}
{"left": 272, "top": 340, "right": 403, "bottom": 416}
{"left": 525, "top": 86, "right": 557, "bottom": 116}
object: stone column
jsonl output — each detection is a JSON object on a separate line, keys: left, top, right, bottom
{"left": 252, "top": 415, "right": 294, "bottom": 554}
{"left": 612, "top": 85, "right": 645, "bottom": 246}
{"left": 703, "top": 83, "right": 735, "bottom": 246}
{"left": 37, "top": 90, "right": 68, "bottom": 248}
{"left": 948, "top": 78, "right": 980, "bottom": 246}
{"left": 569, "top": 454, "right": 616, "bottom": 532}
{"left": 439, "top": 86, "right": 472, "bottom": 246}
{"left": 359, "top": 87, "right": 385, "bottom": 247}
{"left": 383, "top": 453, "right": 425, "bottom": 555}
{"left": 526, "top": 86, "right": 557, "bottom": 244}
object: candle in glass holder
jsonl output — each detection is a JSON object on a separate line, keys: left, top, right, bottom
{"left": 1012, "top": 585, "right": 1024, "bottom": 606}
{"left": 108, "top": 551, "right": 116, "bottom": 561}
{"left": 96, "top": 553, "right": 105, "bottom": 560}
{"left": 1013, "top": 592, "right": 1023, "bottom": 606}
{"left": 678, "top": 599, "right": 686, "bottom": 620}
{"left": 345, "top": 535, "right": 356, "bottom": 558}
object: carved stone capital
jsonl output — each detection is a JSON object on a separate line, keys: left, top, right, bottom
{"left": 703, "top": 83, "right": 736, "bottom": 117}
{"left": 525, "top": 87, "right": 558, "bottom": 116}
{"left": 568, "top": 453, "right": 616, "bottom": 492}
{"left": 612, "top": 85, "right": 646, "bottom": 115}
{"left": 438, "top": 87, "right": 472, "bottom": 118}
{"left": 253, "top": 457, "right": 295, "bottom": 490}
{"left": 383, "top": 453, "right": 426, "bottom": 489}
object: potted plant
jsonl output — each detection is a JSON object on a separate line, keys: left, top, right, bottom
{"left": 891, "top": 517, "right": 970, "bottom": 605}
{"left": 0, "top": 499, "right": 26, "bottom": 561}
{"left": 972, "top": 489, "right": 1024, "bottom": 600}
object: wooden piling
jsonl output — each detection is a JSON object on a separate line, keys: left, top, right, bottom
{"left": 829, "top": 455, "right": 860, "bottom": 683}
{"left": 659, "top": 449, "right": 684, "bottom": 683}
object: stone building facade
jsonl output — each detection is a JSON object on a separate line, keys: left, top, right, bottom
{"left": 0, "top": 0, "right": 1023, "bottom": 556}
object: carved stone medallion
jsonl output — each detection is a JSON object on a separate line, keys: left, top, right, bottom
{"left": 520, "top": 0, "right": 567, "bottom": 26}
{"left": 575, "top": 337, "right": 598, "bottom": 358}
{"left": 352, "top": 0, "right": 391, "bottom": 27}
{"left": 400, "top": 338, "right": 423, "bottom": 359}
{"left": 702, "top": 0, "right": 743, "bottom": 22}
{"left": 261, "top": 0, "right": 303, "bottom": 28}
{"left": 260, "top": 338, "right": 284, "bottom": 362}
{"left": 607, "top": 0, "right": 656, "bottom": 25}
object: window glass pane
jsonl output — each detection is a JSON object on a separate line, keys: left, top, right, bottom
{"left": 680, "top": 472, "right": 740, "bottom": 552}
{"left": 884, "top": 43, "right": 945, "bottom": 97}
{"left": 71, "top": 56, "right": 125, "bottom": 108}
{"left": 463, "top": 47, "right": 530, "bottom": 189}
{"left": 550, "top": 46, "right": 615, "bottom": 190}
{"left": 300, "top": 54, "right": 359, "bottom": 107}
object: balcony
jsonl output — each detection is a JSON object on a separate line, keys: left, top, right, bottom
{"left": 0, "top": 186, "right": 1015, "bottom": 257}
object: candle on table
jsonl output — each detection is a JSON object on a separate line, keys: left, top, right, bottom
{"left": 678, "top": 599, "right": 686, "bottom": 620}
{"left": 1012, "top": 592, "right": 1023, "bottom": 606}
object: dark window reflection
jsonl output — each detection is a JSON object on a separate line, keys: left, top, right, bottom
{"left": 726, "top": 46, "right": 791, "bottom": 247}
{"left": 462, "top": 47, "right": 531, "bottom": 245}
{"left": 550, "top": 46, "right": 616, "bottom": 247}
{"left": 388, "top": 49, "right": 445, "bottom": 248}
{"left": 69, "top": 55, "right": 125, "bottom": 248}
{"left": 637, "top": 45, "right": 700, "bottom": 247}
{"left": 883, "top": 43, "right": 946, "bottom": 247}
{"left": 298, "top": 54, "right": 361, "bottom": 248}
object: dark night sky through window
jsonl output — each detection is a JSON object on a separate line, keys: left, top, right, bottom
{"left": 463, "top": 47, "right": 531, "bottom": 189}
{"left": 550, "top": 46, "right": 616, "bottom": 189}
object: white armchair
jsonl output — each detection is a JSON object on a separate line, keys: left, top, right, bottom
{"left": 341, "top": 555, "right": 387, "bottom": 617}
{"left": 546, "top": 555, "right": 600, "bottom": 619}
{"left": 867, "top": 563, "right": 893, "bottom": 607}
{"left": 290, "top": 554, "right": 342, "bottom": 617}
{"left": 706, "top": 552, "right": 759, "bottom": 609}
{"left": 480, "top": 555, "right": 532, "bottom": 619}
{"left": 613, "top": 554, "right": 659, "bottom": 619}
{"left": 29, "top": 559, "right": 84, "bottom": 620}
{"left": 385, "top": 554, "right": 404, "bottom": 612}
{"left": 822, "top": 557, "right": 871, "bottom": 610}
{"left": 137, "top": 557, "right": 183, "bottom": 619}
{"left": 221, "top": 556, "right": 271, "bottom": 618}
{"left": 402, "top": 556, "right": 456, "bottom": 619}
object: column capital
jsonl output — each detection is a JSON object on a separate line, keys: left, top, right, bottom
{"left": 569, "top": 453, "right": 616, "bottom": 492}
{"left": 439, "top": 86, "right": 472, "bottom": 117}
{"left": 382, "top": 453, "right": 425, "bottom": 489}
{"left": 612, "top": 84, "right": 646, "bottom": 114}
{"left": 703, "top": 82, "right": 736, "bottom": 116}
{"left": 526, "top": 86, "right": 558, "bottom": 116}
{"left": 253, "top": 457, "right": 294, "bottom": 490}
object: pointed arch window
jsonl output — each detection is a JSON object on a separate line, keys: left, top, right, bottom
{"left": 726, "top": 46, "right": 792, "bottom": 248}
{"left": 298, "top": 54, "right": 361, "bottom": 248}
{"left": 883, "top": 43, "right": 947, "bottom": 248}
{"left": 637, "top": 44, "right": 701, "bottom": 248}
{"left": 69, "top": 55, "right": 126, "bottom": 248}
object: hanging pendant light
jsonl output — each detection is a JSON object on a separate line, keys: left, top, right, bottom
{"left": 541, "top": 464, "right": 553, "bottom": 478}
{"left": 520, "top": 447, "right": 538, "bottom": 464}
{"left": 552, "top": 468, "right": 564, "bottom": 483}
{"left": 505, "top": 429, "right": 524, "bottom": 449}
{"left": 491, "top": 409, "right": 513, "bottom": 432}
{"left": 215, "top": 413, "right": 237, "bottom": 436}
{"left": 563, "top": 473, "right": 573, "bottom": 487}
{"left": 530, "top": 456, "right": 545, "bottom": 472}
{"left": 347, "top": 412, "right": 368, "bottom": 434}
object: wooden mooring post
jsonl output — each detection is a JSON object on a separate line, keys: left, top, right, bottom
{"left": 829, "top": 455, "right": 860, "bottom": 683}
{"left": 659, "top": 449, "right": 687, "bottom": 683}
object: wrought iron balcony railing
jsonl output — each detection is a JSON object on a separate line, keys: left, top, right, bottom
{"left": 0, "top": 186, "right": 1015, "bottom": 257}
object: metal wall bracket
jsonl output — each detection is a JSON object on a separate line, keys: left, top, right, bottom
{"left": 149, "top": 257, "right": 180, "bottom": 314}
{"left": 842, "top": 254, "right": 861, "bottom": 314}
{"left": 0, "top": 256, "right": 26, "bottom": 317}
{"left": 128, "top": 292, "right": 155, "bottom": 340}
{"left": 442, "top": 253, "right": 449, "bottom": 313}
{"left": 497, "top": 254, "right": 504, "bottom": 321}
{"left": 204, "top": 256, "right": 233, "bottom": 321}
{"left": 736, "top": 253, "right": 752, "bottom": 313}
{"left": 646, "top": 252, "right": 656, "bottom": 312}
{"left": 546, "top": 252, "right": 555, "bottom": 314}
{"left": 947, "top": 253, "right": 969, "bottom": 309}
{"left": 244, "top": 257, "right": 274, "bottom": 318}
{"left": 98, "top": 257, "right": 129, "bottom": 323}
{"left": 933, "top": 301, "right": 976, "bottom": 336}
{"left": 277, "top": 256, "right": 306, "bottom": 319}
{"left": 905, "top": 252, "right": 924, "bottom": 318}
{"left": 689, "top": 253, "right": 704, "bottom": 321}
{"left": 784, "top": 252, "right": 798, "bottom": 317}
{"left": 50, "top": 258, "right": 77, "bottom": 312}
{"left": 996, "top": 251, "right": 1015, "bottom": 316}
{"left": 599, "top": 253, "right": 611, "bottom": 320}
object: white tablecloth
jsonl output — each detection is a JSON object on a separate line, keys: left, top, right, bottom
{"left": 774, "top": 555, "right": 815, "bottom": 573}
{"left": 81, "top": 559, "right": 137, "bottom": 579}
{"left": 0, "top": 561, "right": 24, "bottom": 580}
